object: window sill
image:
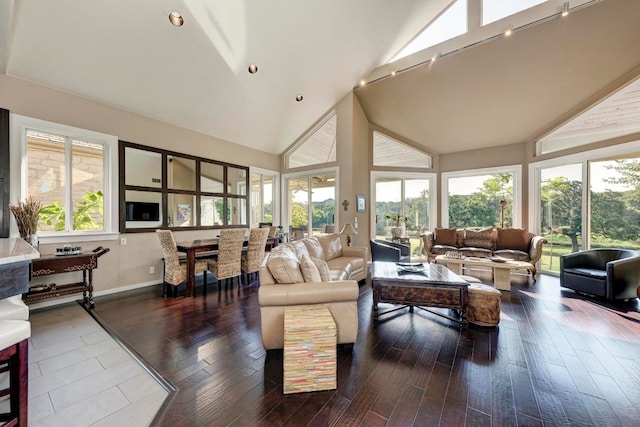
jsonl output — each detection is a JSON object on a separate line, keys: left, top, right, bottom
{"left": 34, "top": 232, "right": 120, "bottom": 245}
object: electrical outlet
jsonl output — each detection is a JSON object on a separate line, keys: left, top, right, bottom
{"left": 149, "top": 266, "right": 155, "bottom": 274}
{"left": 120, "top": 237, "right": 127, "bottom": 246}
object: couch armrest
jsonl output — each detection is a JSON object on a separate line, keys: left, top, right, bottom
{"left": 258, "top": 280, "right": 359, "bottom": 306}
{"left": 342, "top": 245, "right": 368, "bottom": 260}
{"left": 528, "top": 235, "right": 547, "bottom": 265}
{"left": 421, "top": 232, "right": 435, "bottom": 258}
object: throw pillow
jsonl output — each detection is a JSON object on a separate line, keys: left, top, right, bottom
{"left": 464, "top": 228, "right": 494, "bottom": 249}
{"left": 311, "top": 257, "right": 332, "bottom": 282}
{"left": 434, "top": 228, "right": 458, "bottom": 246}
{"left": 302, "top": 238, "right": 325, "bottom": 260}
{"left": 496, "top": 228, "right": 529, "bottom": 252}
{"left": 300, "top": 255, "right": 322, "bottom": 282}
{"left": 266, "top": 248, "right": 304, "bottom": 284}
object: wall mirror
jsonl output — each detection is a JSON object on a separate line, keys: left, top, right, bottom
{"left": 119, "top": 141, "right": 249, "bottom": 232}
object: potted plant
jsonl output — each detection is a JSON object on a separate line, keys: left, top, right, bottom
{"left": 385, "top": 212, "right": 407, "bottom": 238}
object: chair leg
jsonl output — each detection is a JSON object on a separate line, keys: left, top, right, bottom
{"left": 0, "top": 338, "right": 28, "bottom": 427}
{"left": 203, "top": 272, "right": 208, "bottom": 296}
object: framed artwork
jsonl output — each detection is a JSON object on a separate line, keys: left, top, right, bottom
{"left": 177, "top": 204, "right": 191, "bottom": 222}
{"left": 356, "top": 194, "right": 366, "bottom": 212}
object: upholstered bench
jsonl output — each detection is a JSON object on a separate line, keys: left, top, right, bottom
{"left": 467, "top": 283, "right": 502, "bottom": 326}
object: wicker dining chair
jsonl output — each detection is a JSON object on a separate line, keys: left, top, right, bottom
{"left": 156, "top": 229, "right": 209, "bottom": 297}
{"left": 241, "top": 227, "right": 270, "bottom": 285}
{"left": 207, "top": 228, "right": 247, "bottom": 287}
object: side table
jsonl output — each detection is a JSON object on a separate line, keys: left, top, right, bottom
{"left": 26, "top": 246, "right": 110, "bottom": 307}
{"left": 283, "top": 305, "right": 336, "bottom": 394}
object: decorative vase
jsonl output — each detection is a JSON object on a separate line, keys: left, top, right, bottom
{"left": 390, "top": 226, "right": 405, "bottom": 238}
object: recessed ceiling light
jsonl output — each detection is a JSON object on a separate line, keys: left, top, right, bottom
{"left": 295, "top": 95, "right": 304, "bottom": 102}
{"left": 168, "top": 11, "right": 184, "bottom": 27}
{"left": 248, "top": 64, "right": 259, "bottom": 74}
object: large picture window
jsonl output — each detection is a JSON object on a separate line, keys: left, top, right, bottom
{"left": 442, "top": 166, "right": 522, "bottom": 229}
{"left": 530, "top": 142, "right": 640, "bottom": 273}
{"left": 11, "top": 114, "right": 118, "bottom": 243}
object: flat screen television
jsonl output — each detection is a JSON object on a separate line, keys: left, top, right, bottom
{"left": 125, "top": 201, "right": 160, "bottom": 222}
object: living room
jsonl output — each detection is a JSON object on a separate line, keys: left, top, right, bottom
{"left": 1, "top": 0, "right": 640, "bottom": 426}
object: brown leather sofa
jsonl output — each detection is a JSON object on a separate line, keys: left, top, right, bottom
{"left": 421, "top": 227, "right": 547, "bottom": 276}
{"left": 258, "top": 233, "right": 367, "bottom": 350}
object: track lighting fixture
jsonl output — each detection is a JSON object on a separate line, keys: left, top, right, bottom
{"left": 562, "top": 2, "right": 569, "bottom": 17}
{"left": 505, "top": 24, "right": 513, "bottom": 36}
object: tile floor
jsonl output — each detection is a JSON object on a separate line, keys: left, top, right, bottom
{"left": 24, "top": 303, "right": 168, "bottom": 426}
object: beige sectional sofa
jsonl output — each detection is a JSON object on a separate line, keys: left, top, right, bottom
{"left": 421, "top": 227, "right": 547, "bottom": 276}
{"left": 258, "top": 233, "right": 367, "bottom": 350}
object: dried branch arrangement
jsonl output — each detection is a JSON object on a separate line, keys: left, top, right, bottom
{"left": 9, "top": 196, "right": 42, "bottom": 239}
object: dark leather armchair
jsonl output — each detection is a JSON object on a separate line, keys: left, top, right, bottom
{"left": 560, "top": 248, "right": 640, "bottom": 300}
{"left": 370, "top": 239, "right": 410, "bottom": 262}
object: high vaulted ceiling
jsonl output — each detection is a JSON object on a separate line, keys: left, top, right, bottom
{"left": 1, "top": 1, "right": 639, "bottom": 157}
{"left": 0, "top": 0, "right": 450, "bottom": 154}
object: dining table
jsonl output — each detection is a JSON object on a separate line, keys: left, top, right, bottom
{"left": 176, "top": 236, "right": 278, "bottom": 297}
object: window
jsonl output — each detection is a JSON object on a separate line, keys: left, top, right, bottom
{"left": 250, "top": 168, "right": 278, "bottom": 227}
{"left": 284, "top": 170, "right": 337, "bottom": 240}
{"left": 537, "top": 77, "right": 640, "bottom": 155}
{"left": 482, "top": 0, "right": 546, "bottom": 26}
{"left": 391, "top": 0, "right": 467, "bottom": 63}
{"left": 285, "top": 112, "right": 336, "bottom": 169}
{"left": 530, "top": 142, "right": 640, "bottom": 273}
{"left": 11, "top": 114, "right": 118, "bottom": 242}
{"left": 442, "top": 166, "right": 522, "bottom": 228}
{"left": 121, "top": 142, "right": 249, "bottom": 231}
{"left": 371, "top": 171, "right": 436, "bottom": 256}
{"left": 373, "top": 131, "right": 432, "bottom": 168}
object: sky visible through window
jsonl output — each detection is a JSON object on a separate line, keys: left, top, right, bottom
{"left": 390, "top": 0, "right": 549, "bottom": 63}
{"left": 391, "top": 0, "right": 467, "bottom": 63}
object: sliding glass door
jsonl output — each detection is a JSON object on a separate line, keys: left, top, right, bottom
{"left": 372, "top": 172, "right": 436, "bottom": 256}
{"left": 284, "top": 170, "right": 336, "bottom": 240}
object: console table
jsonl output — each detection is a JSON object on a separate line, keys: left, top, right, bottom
{"left": 25, "top": 246, "right": 109, "bottom": 307}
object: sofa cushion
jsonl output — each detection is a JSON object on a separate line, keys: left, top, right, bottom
{"left": 300, "top": 255, "right": 322, "bottom": 282}
{"left": 311, "top": 257, "right": 332, "bottom": 281}
{"left": 266, "top": 248, "right": 304, "bottom": 284}
{"left": 287, "top": 240, "right": 311, "bottom": 261}
{"left": 315, "top": 233, "right": 343, "bottom": 260}
{"left": 459, "top": 247, "right": 492, "bottom": 258}
{"left": 302, "top": 237, "right": 325, "bottom": 260}
{"left": 496, "top": 228, "right": 529, "bottom": 252}
{"left": 434, "top": 228, "right": 458, "bottom": 247}
{"left": 326, "top": 257, "right": 352, "bottom": 281}
{"left": 564, "top": 267, "right": 607, "bottom": 280}
{"left": 464, "top": 228, "right": 494, "bottom": 249}
{"left": 494, "top": 249, "right": 529, "bottom": 262}
{"left": 431, "top": 245, "right": 458, "bottom": 256}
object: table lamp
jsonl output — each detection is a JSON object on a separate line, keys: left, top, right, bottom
{"left": 340, "top": 223, "right": 358, "bottom": 247}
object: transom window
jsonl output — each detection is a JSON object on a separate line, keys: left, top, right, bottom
{"left": 285, "top": 112, "right": 336, "bottom": 169}
{"left": 373, "top": 131, "right": 432, "bottom": 168}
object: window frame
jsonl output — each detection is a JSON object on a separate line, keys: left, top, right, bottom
{"left": 284, "top": 111, "right": 337, "bottom": 169}
{"left": 370, "top": 170, "right": 437, "bottom": 237}
{"left": 528, "top": 139, "right": 640, "bottom": 258}
{"left": 10, "top": 114, "right": 118, "bottom": 244}
{"left": 441, "top": 165, "right": 522, "bottom": 228}
{"left": 119, "top": 140, "right": 250, "bottom": 232}
{"left": 249, "top": 166, "right": 280, "bottom": 227}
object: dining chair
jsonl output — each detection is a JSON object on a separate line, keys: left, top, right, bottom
{"left": 156, "top": 229, "right": 209, "bottom": 297}
{"left": 241, "top": 227, "right": 270, "bottom": 285}
{"left": 207, "top": 228, "right": 247, "bottom": 288}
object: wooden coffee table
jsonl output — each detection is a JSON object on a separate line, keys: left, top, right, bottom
{"left": 435, "top": 255, "right": 534, "bottom": 291}
{"left": 370, "top": 261, "right": 469, "bottom": 326}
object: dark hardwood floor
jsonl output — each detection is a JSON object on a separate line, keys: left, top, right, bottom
{"left": 90, "top": 270, "right": 640, "bottom": 427}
